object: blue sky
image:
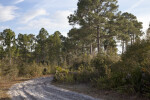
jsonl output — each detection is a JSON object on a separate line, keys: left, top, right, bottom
{"left": 0, "top": 0, "right": 150, "bottom": 36}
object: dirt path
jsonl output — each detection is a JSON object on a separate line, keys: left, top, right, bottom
{"left": 8, "top": 77, "right": 100, "bottom": 100}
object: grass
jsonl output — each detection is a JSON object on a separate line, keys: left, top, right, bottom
{"left": 53, "top": 83, "right": 149, "bottom": 100}
{"left": 0, "top": 77, "right": 30, "bottom": 100}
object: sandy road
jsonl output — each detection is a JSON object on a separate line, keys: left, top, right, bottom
{"left": 8, "top": 77, "right": 100, "bottom": 100}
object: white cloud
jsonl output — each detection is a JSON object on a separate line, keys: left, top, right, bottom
{"left": 18, "top": 18, "right": 52, "bottom": 30}
{"left": 0, "top": 26, "right": 9, "bottom": 30}
{"left": 52, "top": 10, "right": 73, "bottom": 24}
{"left": 21, "top": 9, "right": 48, "bottom": 23}
{"left": 14, "top": 0, "right": 24, "bottom": 4}
{"left": 126, "top": 0, "right": 145, "bottom": 12}
{"left": 137, "top": 14, "right": 150, "bottom": 33}
{"left": 17, "top": 10, "right": 73, "bottom": 36}
{"left": 0, "top": 4, "right": 18, "bottom": 22}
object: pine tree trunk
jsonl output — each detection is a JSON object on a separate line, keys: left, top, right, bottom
{"left": 90, "top": 44, "right": 92, "bottom": 55}
{"left": 122, "top": 40, "right": 124, "bottom": 54}
{"left": 97, "top": 26, "right": 100, "bottom": 53}
{"left": 125, "top": 41, "right": 128, "bottom": 50}
{"left": 9, "top": 47, "right": 11, "bottom": 65}
{"left": 131, "top": 36, "right": 133, "bottom": 45}
{"left": 133, "top": 34, "right": 135, "bottom": 43}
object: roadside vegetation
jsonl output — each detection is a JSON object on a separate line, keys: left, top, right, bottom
{"left": 53, "top": 0, "right": 150, "bottom": 99}
{"left": 0, "top": 0, "right": 150, "bottom": 99}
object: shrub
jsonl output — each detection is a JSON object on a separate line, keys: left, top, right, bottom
{"left": 0, "top": 59, "right": 19, "bottom": 80}
{"left": 91, "top": 76, "right": 110, "bottom": 89}
{"left": 70, "top": 54, "right": 92, "bottom": 70}
{"left": 1, "top": 65, "right": 19, "bottom": 80}
{"left": 49, "top": 65, "right": 56, "bottom": 74}
{"left": 91, "top": 53, "right": 119, "bottom": 77}
{"left": 74, "top": 65, "right": 96, "bottom": 83}
{"left": 109, "top": 39, "right": 150, "bottom": 96}
{"left": 54, "top": 67, "right": 73, "bottom": 83}
{"left": 42, "top": 65, "right": 56, "bottom": 75}
{"left": 19, "top": 62, "right": 43, "bottom": 77}
{"left": 54, "top": 65, "right": 96, "bottom": 84}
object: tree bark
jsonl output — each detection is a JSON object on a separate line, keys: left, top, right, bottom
{"left": 122, "top": 40, "right": 124, "bottom": 54}
{"left": 97, "top": 26, "right": 100, "bottom": 53}
{"left": 131, "top": 36, "right": 133, "bottom": 45}
{"left": 9, "top": 47, "right": 11, "bottom": 65}
{"left": 133, "top": 34, "right": 135, "bottom": 43}
{"left": 90, "top": 44, "right": 93, "bottom": 55}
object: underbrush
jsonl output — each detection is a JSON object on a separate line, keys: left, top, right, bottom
{"left": 0, "top": 59, "right": 56, "bottom": 80}
{"left": 0, "top": 60, "right": 19, "bottom": 80}
{"left": 54, "top": 66, "right": 97, "bottom": 84}
{"left": 53, "top": 40, "right": 150, "bottom": 98}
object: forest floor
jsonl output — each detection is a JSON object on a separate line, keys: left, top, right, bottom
{"left": 53, "top": 83, "right": 149, "bottom": 100}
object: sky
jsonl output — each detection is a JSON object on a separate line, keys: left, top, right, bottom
{"left": 0, "top": 0, "right": 150, "bottom": 37}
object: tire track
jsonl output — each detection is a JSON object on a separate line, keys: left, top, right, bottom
{"left": 8, "top": 77, "right": 101, "bottom": 100}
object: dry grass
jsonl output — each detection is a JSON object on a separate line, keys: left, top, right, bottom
{"left": 53, "top": 83, "right": 149, "bottom": 100}
{"left": 0, "top": 77, "right": 29, "bottom": 100}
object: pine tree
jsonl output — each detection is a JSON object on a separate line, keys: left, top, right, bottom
{"left": 1, "top": 29, "right": 16, "bottom": 65}
{"left": 68, "top": 0, "right": 119, "bottom": 53}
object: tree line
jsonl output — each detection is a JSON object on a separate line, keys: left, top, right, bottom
{"left": 0, "top": 0, "right": 143, "bottom": 68}
{"left": 1, "top": 0, "right": 150, "bottom": 98}
{"left": 0, "top": 29, "right": 62, "bottom": 65}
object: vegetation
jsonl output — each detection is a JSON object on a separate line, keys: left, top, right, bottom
{"left": 0, "top": 28, "right": 60, "bottom": 80}
{"left": 53, "top": 0, "right": 149, "bottom": 98}
{"left": 0, "top": 0, "right": 150, "bottom": 99}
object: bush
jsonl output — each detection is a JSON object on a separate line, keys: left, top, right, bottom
{"left": 109, "top": 39, "right": 150, "bottom": 96}
{"left": 3, "top": 65, "right": 19, "bottom": 79}
{"left": 70, "top": 54, "right": 92, "bottom": 70}
{"left": 49, "top": 65, "right": 57, "bottom": 74}
{"left": 91, "top": 53, "right": 119, "bottom": 77}
{"left": 0, "top": 60, "right": 18, "bottom": 80}
{"left": 19, "top": 62, "right": 43, "bottom": 77}
{"left": 54, "top": 66, "right": 96, "bottom": 84}
{"left": 74, "top": 65, "right": 96, "bottom": 83}
{"left": 54, "top": 67, "right": 73, "bottom": 83}
{"left": 92, "top": 76, "right": 110, "bottom": 89}
{"left": 42, "top": 65, "right": 56, "bottom": 75}
{"left": 90, "top": 40, "right": 150, "bottom": 97}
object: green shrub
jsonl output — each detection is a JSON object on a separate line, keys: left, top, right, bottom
{"left": 54, "top": 66, "right": 96, "bottom": 84}
{"left": 42, "top": 65, "right": 56, "bottom": 75}
{"left": 70, "top": 54, "right": 92, "bottom": 70}
{"left": 54, "top": 68, "right": 75, "bottom": 83}
{"left": 74, "top": 65, "right": 96, "bottom": 83}
{"left": 91, "top": 53, "right": 119, "bottom": 77}
{"left": 19, "top": 62, "right": 43, "bottom": 77}
{"left": 49, "top": 65, "right": 56, "bottom": 74}
{"left": 91, "top": 76, "right": 110, "bottom": 89}
{"left": 53, "top": 67, "right": 72, "bottom": 83}
{"left": 109, "top": 39, "right": 150, "bottom": 96}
